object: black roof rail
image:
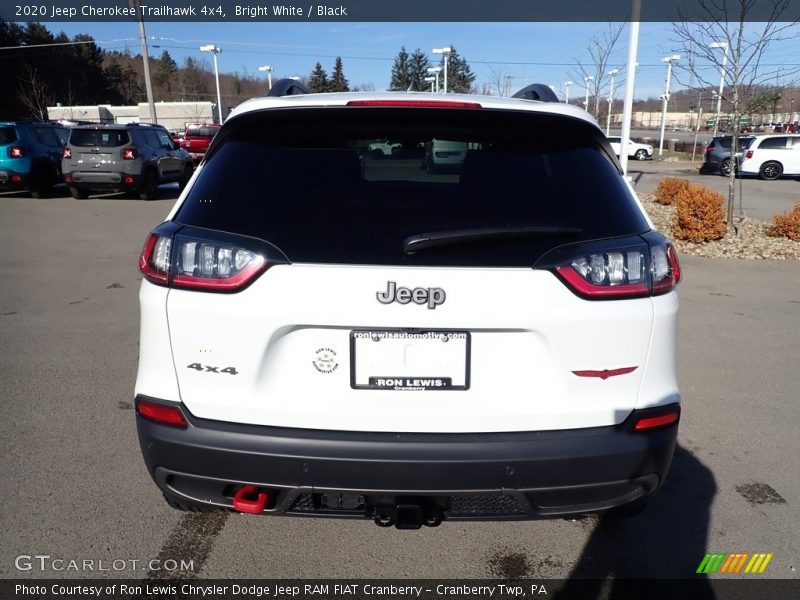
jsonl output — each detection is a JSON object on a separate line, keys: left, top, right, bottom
{"left": 512, "top": 84, "right": 560, "bottom": 103}
{"left": 267, "top": 78, "right": 312, "bottom": 97}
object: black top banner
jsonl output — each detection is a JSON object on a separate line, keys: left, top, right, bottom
{"left": 2, "top": 0, "right": 800, "bottom": 23}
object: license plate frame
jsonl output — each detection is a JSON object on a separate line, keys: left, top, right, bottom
{"left": 349, "top": 329, "right": 471, "bottom": 391}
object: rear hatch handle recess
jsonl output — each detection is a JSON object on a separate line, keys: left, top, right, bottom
{"left": 403, "top": 226, "right": 583, "bottom": 254}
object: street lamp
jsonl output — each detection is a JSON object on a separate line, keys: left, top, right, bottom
{"left": 424, "top": 76, "right": 436, "bottom": 93}
{"left": 432, "top": 47, "right": 452, "bottom": 93}
{"left": 709, "top": 41, "right": 729, "bottom": 136}
{"left": 583, "top": 75, "right": 594, "bottom": 112}
{"left": 658, "top": 54, "right": 680, "bottom": 156}
{"left": 564, "top": 80, "right": 573, "bottom": 104}
{"left": 427, "top": 67, "right": 442, "bottom": 93}
{"left": 258, "top": 65, "right": 273, "bottom": 91}
{"left": 606, "top": 68, "right": 619, "bottom": 135}
{"left": 200, "top": 44, "right": 223, "bottom": 123}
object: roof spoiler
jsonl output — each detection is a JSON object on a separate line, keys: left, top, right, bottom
{"left": 267, "top": 78, "right": 312, "bottom": 97}
{"left": 512, "top": 84, "right": 560, "bottom": 103}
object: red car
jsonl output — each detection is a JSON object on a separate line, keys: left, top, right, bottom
{"left": 180, "top": 123, "right": 220, "bottom": 164}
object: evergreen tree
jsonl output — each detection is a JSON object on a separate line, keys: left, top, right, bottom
{"left": 307, "top": 62, "right": 330, "bottom": 93}
{"left": 440, "top": 46, "right": 476, "bottom": 94}
{"left": 408, "top": 48, "right": 431, "bottom": 91}
{"left": 153, "top": 50, "right": 178, "bottom": 99}
{"left": 389, "top": 47, "right": 410, "bottom": 91}
{"left": 329, "top": 57, "right": 349, "bottom": 92}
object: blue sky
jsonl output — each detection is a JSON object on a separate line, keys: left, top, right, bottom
{"left": 44, "top": 21, "right": 800, "bottom": 100}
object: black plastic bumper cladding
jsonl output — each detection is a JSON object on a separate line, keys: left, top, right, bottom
{"left": 136, "top": 396, "right": 679, "bottom": 519}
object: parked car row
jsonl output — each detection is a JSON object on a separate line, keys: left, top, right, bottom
{"left": 701, "top": 134, "right": 800, "bottom": 180}
{"left": 0, "top": 120, "right": 213, "bottom": 199}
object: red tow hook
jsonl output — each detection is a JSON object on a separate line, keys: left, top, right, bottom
{"left": 232, "top": 485, "right": 269, "bottom": 514}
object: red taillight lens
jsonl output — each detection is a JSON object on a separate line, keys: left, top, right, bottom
{"left": 705, "top": 145, "right": 714, "bottom": 154}
{"left": 62, "top": 147, "right": 72, "bottom": 159}
{"left": 64, "top": 175, "right": 73, "bottom": 183}
{"left": 633, "top": 409, "right": 679, "bottom": 431}
{"left": 346, "top": 100, "right": 482, "bottom": 109}
{"left": 8, "top": 146, "right": 25, "bottom": 158}
{"left": 122, "top": 148, "right": 137, "bottom": 160}
{"left": 555, "top": 242, "right": 680, "bottom": 299}
{"left": 136, "top": 399, "right": 187, "bottom": 428}
{"left": 745, "top": 150, "right": 753, "bottom": 159}
{"left": 138, "top": 230, "right": 269, "bottom": 292}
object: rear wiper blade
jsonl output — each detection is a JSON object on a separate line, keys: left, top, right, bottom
{"left": 403, "top": 225, "right": 583, "bottom": 254}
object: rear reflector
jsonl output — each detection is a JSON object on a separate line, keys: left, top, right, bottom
{"left": 136, "top": 399, "right": 187, "bottom": 428}
{"left": 64, "top": 175, "right": 73, "bottom": 183}
{"left": 633, "top": 410, "right": 679, "bottom": 431}
{"left": 347, "top": 100, "right": 482, "bottom": 109}
{"left": 124, "top": 176, "right": 134, "bottom": 184}
{"left": 11, "top": 174, "right": 22, "bottom": 183}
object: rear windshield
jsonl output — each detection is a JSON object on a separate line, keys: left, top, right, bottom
{"left": 715, "top": 137, "right": 754, "bottom": 149}
{"left": 186, "top": 127, "right": 218, "bottom": 138}
{"left": 69, "top": 129, "right": 130, "bottom": 147}
{"left": 175, "top": 108, "right": 649, "bottom": 267}
{"left": 0, "top": 127, "right": 18, "bottom": 145}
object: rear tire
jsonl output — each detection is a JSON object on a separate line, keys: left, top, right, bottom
{"left": 162, "top": 493, "right": 225, "bottom": 513}
{"left": 138, "top": 170, "right": 159, "bottom": 200}
{"left": 634, "top": 149, "right": 648, "bottom": 161}
{"left": 178, "top": 165, "right": 193, "bottom": 191}
{"left": 719, "top": 158, "right": 732, "bottom": 177}
{"left": 758, "top": 161, "right": 782, "bottom": 181}
{"left": 69, "top": 186, "right": 89, "bottom": 199}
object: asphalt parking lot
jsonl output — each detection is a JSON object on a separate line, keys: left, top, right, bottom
{"left": 0, "top": 187, "right": 798, "bottom": 586}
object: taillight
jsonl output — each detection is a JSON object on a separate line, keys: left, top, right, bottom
{"left": 62, "top": 147, "right": 71, "bottom": 159}
{"left": 346, "top": 100, "right": 482, "bottom": 109}
{"left": 136, "top": 398, "right": 187, "bottom": 428}
{"left": 545, "top": 237, "right": 681, "bottom": 300}
{"left": 122, "top": 148, "right": 137, "bottom": 160}
{"left": 745, "top": 150, "right": 753, "bottom": 159}
{"left": 138, "top": 225, "right": 285, "bottom": 292}
{"left": 8, "top": 146, "right": 25, "bottom": 158}
{"left": 705, "top": 145, "right": 714, "bottom": 154}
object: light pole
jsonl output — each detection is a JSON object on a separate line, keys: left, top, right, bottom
{"left": 200, "top": 44, "right": 223, "bottom": 123}
{"left": 564, "top": 80, "right": 573, "bottom": 104}
{"left": 258, "top": 65, "right": 273, "bottom": 91}
{"left": 606, "top": 68, "right": 619, "bottom": 135}
{"left": 432, "top": 47, "right": 452, "bottom": 93}
{"left": 427, "top": 67, "right": 441, "bottom": 93}
{"left": 584, "top": 75, "right": 594, "bottom": 113}
{"left": 658, "top": 54, "right": 680, "bottom": 156}
{"left": 424, "top": 76, "right": 436, "bottom": 92}
{"left": 709, "top": 41, "right": 729, "bottom": 137}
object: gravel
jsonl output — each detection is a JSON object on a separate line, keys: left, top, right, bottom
{"left": 638, "top": 193, "right": 800, "bottom": 260}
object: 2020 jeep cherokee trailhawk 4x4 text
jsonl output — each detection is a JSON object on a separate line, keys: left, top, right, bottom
{"left": 135, "top": 82, "right": 681, "bottom": 529}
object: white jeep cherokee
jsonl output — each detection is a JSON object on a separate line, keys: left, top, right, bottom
{"left": 135, "top": 83, "right": 681, "bottom": 529}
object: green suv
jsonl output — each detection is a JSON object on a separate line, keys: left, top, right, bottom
{"left": 62, "top": 123, "right": 194, "bottom": 200}
{"left": 0, "top": 121, "right": 69, "bottom": 197}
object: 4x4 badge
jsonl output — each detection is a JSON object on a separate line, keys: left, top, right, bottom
{"left": 376, "top": 281, "right": 446, "bottom": 309}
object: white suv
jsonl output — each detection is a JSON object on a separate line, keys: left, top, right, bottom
{"left": 607, "top": 136, "right": 653, "bottom": 161}
{"left": 135, "top": 83, "right": 682, "bottom": 529}
{"left": 737, "top": 134, "right": 800, "bottom": 180}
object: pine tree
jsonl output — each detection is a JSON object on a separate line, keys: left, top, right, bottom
{"left": 389, "top": 47, "right": 410, "bottom": 91}
{"left": 329, "top": 57, "right": 349, "bottom": 92}
{"left": 440, "top": 47, "right": 476, "bottom": 94}
{"left": 307, "top": 62, "right": 330, "bottom": 93}
{"left": 153, "top": 50, "right": 178, "bottom": 100}
{"left": 408, "top": 48, "right": 431, "bottom": 91}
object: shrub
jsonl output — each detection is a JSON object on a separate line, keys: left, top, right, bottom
{"left": 767, "top": 202, "right": 800, "bottom": 241}
{"left": 673, "top": 184, "right": 727, "bottom": 242}
{"left": 655, "top": 177, "right": 690, "bottom": 206}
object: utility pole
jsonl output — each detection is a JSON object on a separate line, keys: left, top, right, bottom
{"left": 130, "top": 0, "right": 156, "bottom": 123}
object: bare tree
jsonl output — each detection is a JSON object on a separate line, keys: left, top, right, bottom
{"left": 486, "top": 65, "right": 514, "bottom": 97}
{"left": 571, "top": 23, "right": 624, "bottom": 119}
{"left": 672, "top": 0, "right": 800, "bottom": 232}
{"left": 18, "top": 64, "right": 54, "bottom": 121}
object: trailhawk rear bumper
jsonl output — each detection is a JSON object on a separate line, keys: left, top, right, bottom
{"left": 136, "top": 395, "right": 679, "bottom": 522}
